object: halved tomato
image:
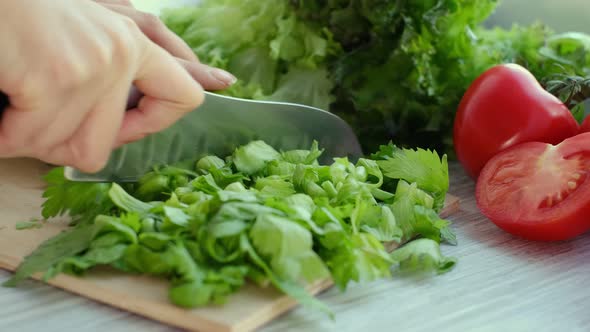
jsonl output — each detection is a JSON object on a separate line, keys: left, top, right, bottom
{"left": 476, "top": 132, "right": 590, "bottom": 241}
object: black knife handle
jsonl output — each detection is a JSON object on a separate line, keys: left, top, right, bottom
{"left": 0, "top": 87, "right": 139, "bottom": 120}
{"left": 0, "top": 91, "right": 8, "bottom": 119}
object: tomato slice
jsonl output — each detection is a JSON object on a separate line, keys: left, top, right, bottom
{"left": 476, "top": 132, "right": 590, "bottom": 241}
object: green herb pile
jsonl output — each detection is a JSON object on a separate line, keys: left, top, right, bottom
{"left": 5, "top": 140, "right": 456, "bottom": 314}
{"left": 160, "top": 0, "right": 590, "bottom": 155}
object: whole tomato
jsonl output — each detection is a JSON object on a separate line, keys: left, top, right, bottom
{"left": 581, "top": 115, "right": 590, "bottom": 133}
{"left": 453, "top": 63, "right": 580, "bottom": 179}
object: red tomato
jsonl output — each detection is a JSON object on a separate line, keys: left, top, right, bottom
{"left": 476, "top": 132, "right": 590, "bottom": 241}
{"left": 581, "top": 115, "right": 590, "bottom": 133}
{"left": 454, "top": 63, "right": 580, "bottom": 179}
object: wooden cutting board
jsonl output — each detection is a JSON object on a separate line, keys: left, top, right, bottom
{"left": 0, "top": 158, "right": 460, "bottom": 332}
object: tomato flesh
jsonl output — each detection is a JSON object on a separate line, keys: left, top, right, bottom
{"left": 476, "top": 132, "right": 590, "bottom": 241}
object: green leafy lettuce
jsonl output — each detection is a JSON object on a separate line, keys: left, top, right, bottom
{"left": 161, "top": 0, "right": 341, "bottom": 111}
{"left": 162, "top": 0, "right": 590, "bottom": 155}
{"left": 5, "top": 140, "right": 456, "bottom": 315}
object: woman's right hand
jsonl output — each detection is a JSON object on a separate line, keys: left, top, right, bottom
{"left": 94, "top": 0, "right": 237, "bottom": 91}
{"left": 0, "top": 0, "right": 231, "bottom": 173}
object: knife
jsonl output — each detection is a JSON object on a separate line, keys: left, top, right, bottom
{"left": 0, "top": 92, "right": 7, "bottom": 119}
{"left": 0, "top": 90, "right": 363, "bottom": 182}
{"left": 0, "top": 90, "right": 362, "bottom": 182}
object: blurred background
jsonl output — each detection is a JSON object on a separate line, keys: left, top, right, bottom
{"left": 132, "top": 0, "right": 590, "bottom": 34}
{"left": 487, "top": 0, "right": 590, "bottom": 33}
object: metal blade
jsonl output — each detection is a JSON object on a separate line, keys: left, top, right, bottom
{"left": 64, "top": 92, "right": 363, "bottom": 182}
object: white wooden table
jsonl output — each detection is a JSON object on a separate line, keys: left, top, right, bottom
{"left": 2, "top": 163, "right": 590, "bottom": 332}
{"left": 3, "top": 1, "right": 590, "bottom": 331}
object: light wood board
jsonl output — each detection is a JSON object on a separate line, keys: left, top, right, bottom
{"left": 0, "top": 158, "right": 459, "bottom": 332}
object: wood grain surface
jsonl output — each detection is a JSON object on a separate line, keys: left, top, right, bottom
{"left": 2, "top": 161, "right": 590, "bottom": 332}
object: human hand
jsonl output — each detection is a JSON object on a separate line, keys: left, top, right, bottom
{"left": 93, "top": 0, "right": 236, "bottom": 90}
{"left": 0, "top": 0, "right": 234, "bottom": 173}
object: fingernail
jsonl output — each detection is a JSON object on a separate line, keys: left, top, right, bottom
{"left": 210, "top": 68, "right": 237, "bottom": 86}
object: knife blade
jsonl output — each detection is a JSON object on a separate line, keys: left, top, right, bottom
{"left": 61, "top": 91, "right": 363, "bottom": 182}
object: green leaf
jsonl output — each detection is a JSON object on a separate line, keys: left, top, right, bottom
{"left": 233, "top": 140, "right": 280, "bottom": 175}
{"left": 191, "top": 174, "right": 223, "bottom": 194}
{"left": 169, "top": 281, "right": 215, "bottom": 308}
{"left": 240, "top": 234, "right": 333, "bottom": 318}
{"left": 215, "top": 188, "right": 258, "bottom": 203}
{"left": 175, "top": 188, "right": 211, "bottom": 205}
{"left": 167, "top": 242, "right": 208, "bottom": 306}
{"left": 4, "top": 222, "right": 97, "bottom": 286}
{"left": 40, "top": 167, "right": 112, "bottom": 224}
{"left": 325, "top": 233, "right": 394, "bottom": 290}
{"left": 358, "top": 205, "right": 403, "bottom": 243}
{"left": 292, "top": 164, "right": 327, "bottom": 198}
{"left": 166, "top": 242, "right": 248, "bottom": 307}
{"left": 135, "top": 172, "right": 170, "bottom": 201}
{"left": 120, "top": 213, "right": 142, "bottom": 233}
{"left": 60, "top": 244, "right": 128, "bottom": 273}
{"left": 250, "top": 213, "right": 329, "bottom": 283}
{"left": 329, "top": 157, "right": 354, "bottom": 184}
{"left": 390, "top": 239, "right": 457, "bottom": 276}
{"left": 266, "top": 67, "right": 335, "bottom": 110}
{"left": 266, "top": 160, "right": 297, "bottom": 177}
{"left": 283, "top": 194, "right": 315, "bottom": 221}
{"left": 139, "top": 232, "right": 172, "bottom": 251}
{"left": 269, "top": 14, "right": 335, "bottom": 67}
{"left": 571, "top": 103, "right": 586, "bottom": 123}
{"left": 122, "top": 244, "right": 174, "bottom": 275}
{"left": 162, "top": 206, "right": 190, "bottom": 228}
{"left": 389, "top": 183, "right": 456, "bottom": 245}
{"left": 280, "top": 141, "right": 324, "bottom": 165}
{"left": 15, "top": 218, "right": 44, "bottom": 230}
{"left": 93, "top": 215, "right": 138, "bottom": 245}
{"left": 209, "top": 167, "right": 247, "bottom": 189}
{"left": 255, "top": 175, "right": 297, "bottom": 197}
{"left": 226, "top": 46, "right": 278, "bottom": 97}
{"left": 196, "top": 155, "right": 226, "bottom": 171}
{"left": 394, "top": 180, "right": 434, "bottom": 209}
{"left": 356, "top": 158, "right": 383, "bottom": 188}
{"left": 414, "top": 205, "right": 457, "bottom": 246}
{"left": 90, "top": 232, "right": 127, "bottom": 249}
{"left": 377, "top": 148, "right": 448, "bottom": 210}
{"left": 109, "top": 183, "right": 153, "bottom": 214}
{"left": 210, "top": 202, "right": 281, "bottom": 224}
{"left": 264, "top": 194, "right": 325, "bottom": 235}
{"left": 208, "top": 219, "right": 248, "bottom": 238}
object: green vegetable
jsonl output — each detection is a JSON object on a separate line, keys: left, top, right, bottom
{"left": 543, "top": 72, "right": 590, "bottom": 122}
{"left": 40, "top": 167, "right": 113, "bottom": 225}
{"left": 390, "top": 238, "right": 457, "bottom": 276}
{"left": 160, "top": 0, "right": 339, "bottom": 111}
{"left": 161, "top": 0, "right": 590, "bottom": 155}
{"left": 233, "top": 140, "right": 281, "bottom": 175}
{"left": 15, "top": 218, "right": 44, "bottom": 230}
{"left": 4, "top": 140, "right": 456, "bottom": 315}
{"left": 4, "top": 222, "right": 97, "bottom": 286}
